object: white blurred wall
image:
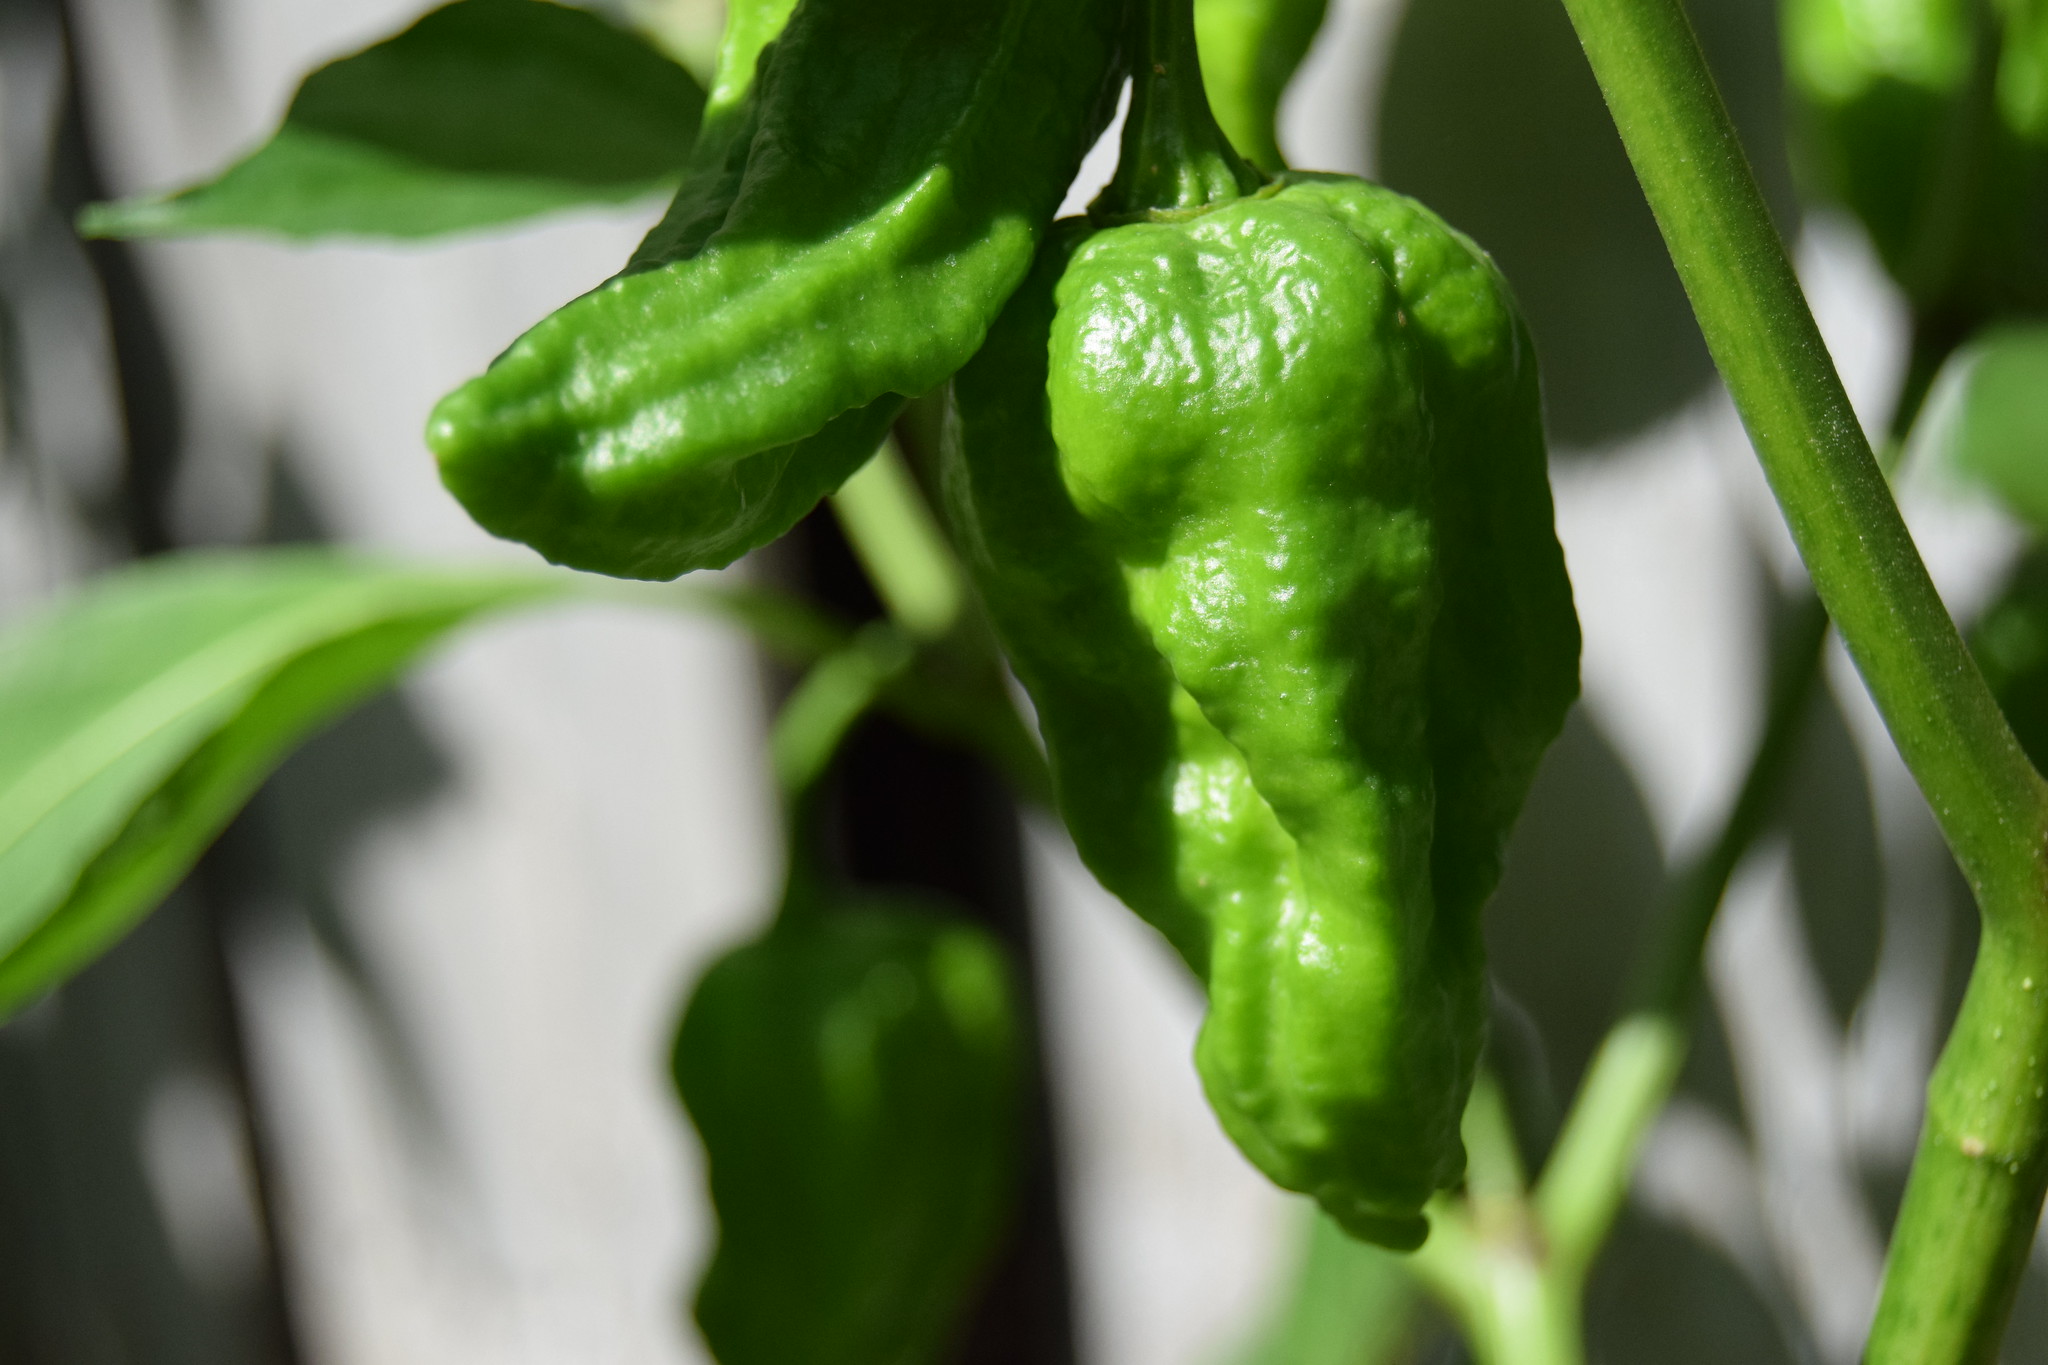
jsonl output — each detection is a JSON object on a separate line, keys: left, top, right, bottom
{"left": 69, "top": 3, "right": 780, "bottom": 1361}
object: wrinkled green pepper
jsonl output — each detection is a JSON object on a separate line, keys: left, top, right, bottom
{"left": 943, "top": 1, "right": 1577, "bottom": 1249}
{"left": 674, "top": 901, "right": 1022, "bottom": 1364}
{"left": 428, "top": 0, "right": 1129, "bottom": 580}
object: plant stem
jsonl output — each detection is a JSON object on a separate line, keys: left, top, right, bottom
{"left": 830, "top": 442, "right": 965, "bottom": 641}
{"left": 766, "top": 623, "right": 916, "bottom": 922}
{"left": 1097, "top": 0, "right": 1264, "bottom": 218}
{"left": 1552, "top": 0, "right": 2048, "bottom": 1352}
{"left": 1528, "top": 357, "right": 1948, "bottom": 1296}
{"left": 827, "top": 441, "right": 1055, "bottom": 807}
{"left": 1414, "top": 1076, "right": 1585, "bottom": 1365}
{"left": 1536, "top": 577, "right": 1829, "bottom": 1287}
{"left": 1531, "top": 1013, "right": 1683, "bottom": 1281}
{"left": 1412, "top": 1205, "right": 1584, "bottom": 1365}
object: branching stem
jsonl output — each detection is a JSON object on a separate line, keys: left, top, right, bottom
{"left": 1549, "top": 0, "right": 2048, "bottom": 1352}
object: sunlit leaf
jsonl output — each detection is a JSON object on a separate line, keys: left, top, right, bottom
{"left": 0, "top": 550, "right": 563, "bottom": 1017}
{"left": 1912, "top": 324, "right": 2048, "bottom": 529}
{"left": 78, "top": 0, "right": 703, "bottom": 241}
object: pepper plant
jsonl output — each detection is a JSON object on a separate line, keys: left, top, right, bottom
{"left": 8, "top": 0, "right": 2048, "bottom": 1359}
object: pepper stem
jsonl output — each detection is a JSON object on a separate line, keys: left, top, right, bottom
{"left": 1096, "top": 0, "right": 1265, "bottom": 219}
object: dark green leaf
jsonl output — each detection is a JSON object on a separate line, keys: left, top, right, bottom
{"left": 0, "top": 550, "right": 563, "bottom": 1017}
{"left": 79, "top": 0, "right": 702, "bottom": 241}
{"left": 1913, "top": 324, "right": 2048, "bottom": 529}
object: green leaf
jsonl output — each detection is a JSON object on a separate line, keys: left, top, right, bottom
{"left": 0, "top": 550, "right": 564, "bottom": 1017}
{"left": 1911, "top": 324, "right": 2048, "bottom": 530}
{"left": 78, "top": 0, "right": 703, "bottom": 241}
{"left": 1973, "top": 545, "right": 2048, "bottom": 775}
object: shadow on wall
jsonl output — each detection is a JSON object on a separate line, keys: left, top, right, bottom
{"left": 0, "top": 896, "right": 281, "bottom": 1365}
{"left": 1483, "top": 707, "right": 1799, "bottom": 1362}
{"left": 236, "top": 466, "right": 463, "bottom": 1152}
{"left": 1374, "top": 0, "right": 1801, "bottom": 447}
{"left": 1480, "top": 643, "right": 2048, "bottom": 1360}
{"left": 0, "top": 458, "right": 461, "bottom": 1365}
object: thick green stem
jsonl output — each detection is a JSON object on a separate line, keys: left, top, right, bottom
{"left": 1552, "top": 0, "right": 2048, "bottom": 1353}
{"left": 1414, "top": 1081, "right": 1584, "bottom": 1365}
{"left": 1098, "top": 0, "right": 1264, "bottom": 218}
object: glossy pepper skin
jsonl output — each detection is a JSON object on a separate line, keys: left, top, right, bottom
{"left": 429, "top": 0, "right": 1129, "bottom": 580}
{"left": 674, "top": 903, "right": 1022, "bottom": 1365}
{"left": 944, "top": 176, "right": 1577, "bottom": 1248}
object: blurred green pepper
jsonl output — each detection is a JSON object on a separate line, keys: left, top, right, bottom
{"left": 1784, "top": 0, "right": 2048, "bottom": 315}
{"left": 674, "top": 900, "right": 1023, "bottom": 1365}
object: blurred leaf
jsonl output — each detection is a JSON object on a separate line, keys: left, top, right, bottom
{"left": 2002, "top": 0, "right": 2048, "bottom": 142}
{"left": 1972, "top": 544, "right": 2048, "bottom": 772}
{"left": 0, "top": 550, "right": 563, "bottom": 1018}
{"left": 1912, "top": 324, "right": 2048, "bottom": 530}
{"left": 1485, "top": 709, "right": 1665, "bottom": 1103}
{"left": 1227, "top": 1209, "right": 1425, "bottom": 1365}
{"left": 1783, "top": 670, "right": 1882, "bottom": 1026}
{"left": 79, "top": 0, "right": 703, "bottom": 241}
{"left": 1780, "top": 0, "right": 1971, "bottom": 297}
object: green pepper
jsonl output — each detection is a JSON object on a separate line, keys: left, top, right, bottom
{"left": 692, "top": 0, "right": 801, "bottom": 157}
{"left": 428, "top": 0, "right": 1129, "bottom": 581}
{"left": 1998, "top": 0, "right": 2048, "bottom": 140}
{"left": 1783, "top": 0, "right": 2048, "bottom": 313}
{"left": 942, "top": 0, "right": 1577, "bottom": 1249}
{"left": 1194, "top": 0, "right": 1330, "bottom": 172}
{"left": 674, "top": 901, "right": 1022, "bottom": 1365}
